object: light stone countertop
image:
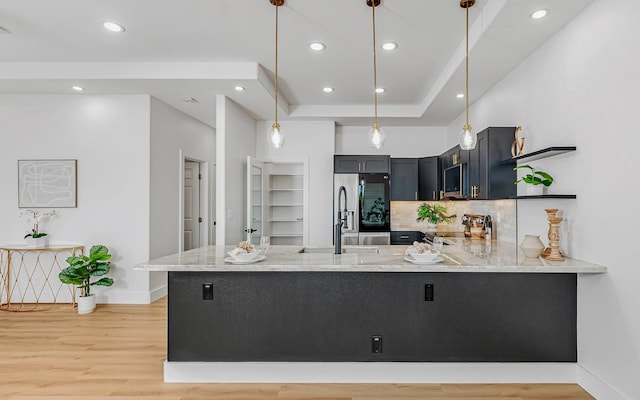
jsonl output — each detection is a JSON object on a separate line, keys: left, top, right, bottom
{"left": 135, "top": 241, "right": 606, "bottom": 274}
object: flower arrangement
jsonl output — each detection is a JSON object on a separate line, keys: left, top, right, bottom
{"left": 19, "top": 209, "right": 57, "bottom": 239}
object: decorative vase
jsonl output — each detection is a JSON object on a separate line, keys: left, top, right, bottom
{"left": 427, "top": 222, "right": 438, "bottom": 230}
{"left": 77, "top": 294, "right": 96, "bottom": 314}
{"left": 525, "top": 185, "right": 545, "bottom": 196}
{"left": 24, "top": 236, "right": 49, "bottom": 248}
{"left": 520, "top": 235, "right": 545, "bottom": 258}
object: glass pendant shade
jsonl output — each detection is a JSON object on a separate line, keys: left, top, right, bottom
{"left": 269, "top": 122, "right": 285, "bottom": 149}
{"left": 459, "top": 124, "right": 476, "bottom": 150}
{"left": 368, "top": 123, "right": 386, "bottom": 149}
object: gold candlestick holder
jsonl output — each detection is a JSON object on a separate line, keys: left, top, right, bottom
{"left": 542, "top": 208, "right": 564, "bottom": 261}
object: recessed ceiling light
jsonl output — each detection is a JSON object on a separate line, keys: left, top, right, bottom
{"left": 103, "top": 21, "right": 125, "bottom": 33}
{"left": 309, "top": 42, "right": 326, "bottom": 51}
{"left": 457, "top": 93, "right": 465, "bottom": 99}
{"left": 381, "top": 42, "right": 398, "bottom": 51}
{"left": 530, "top": 9, "right": 549, "bottom": 19}
{"left": 71, "top": 86, "right": 84, "bottom": 92}
{"left": 183, "top": 97, "right": 199, "bottom": 103}
{"left": 234, "top": 86, "right": 246, "bottom": 92}
{"left": 375, "top": 88, "right": 386, "bottom": 94}
{"left": 322, "top": 87, "right": 334, "bottom": 93}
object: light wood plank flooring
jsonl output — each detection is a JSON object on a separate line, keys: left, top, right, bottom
{"left": 0, "top": 298, "right": 594, "bottom": 399}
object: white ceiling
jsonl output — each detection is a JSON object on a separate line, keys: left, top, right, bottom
{"left": 0, "top": 0, "right": 593, "bottom": 128}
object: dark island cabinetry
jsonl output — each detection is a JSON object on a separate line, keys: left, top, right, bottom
{"left": 168, "top": 271, "right": 577, "bottom": 362}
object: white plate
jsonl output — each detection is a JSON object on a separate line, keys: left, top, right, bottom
{"left": 224, "top": 255, "right": 266, "bottom": 264}
{"left": 403, "top": 256, "right": 444, "bottom": 265}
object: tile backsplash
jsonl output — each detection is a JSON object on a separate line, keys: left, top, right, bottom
{"left": 390, "top": 200, "right": 517, "bottom": 243}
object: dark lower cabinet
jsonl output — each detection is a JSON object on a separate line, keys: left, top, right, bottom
{"left": 390, "top": 231, "right": 425, "bottom": 244}
{"left": 168, "top": 271, "right": 576, "bottom": 362}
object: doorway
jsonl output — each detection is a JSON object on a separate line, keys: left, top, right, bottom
{"left": 183, "top": 160, "right": 201, "bottom": 251}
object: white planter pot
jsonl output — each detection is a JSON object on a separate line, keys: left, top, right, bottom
{"left": 525, "top": 185, "right": 545, "bottom": 196}
{"left": 426, "top": 222, "right": 438, "bottom": 230}
{"left": 24, "top": 236, "right": 49, "bottom": 248}
{"left": 77, "top": 294, "right": 96, "bottom": 314}
{"left": 520, "top": 235, "right": 545, "bottom": 258}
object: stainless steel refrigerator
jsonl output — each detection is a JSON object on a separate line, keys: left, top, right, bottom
{"left": 333, "top": 173, "right": 390, "bottom": 246}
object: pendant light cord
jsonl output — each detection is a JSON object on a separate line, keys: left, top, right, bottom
{"left": 274, "top": 3, "right": 279, "bottom": 125}
{"left": 465, "top": 5, "right": 469, "bottom": 127}
{"left": 372, "top": 1, "right": 379, "bottom": 127}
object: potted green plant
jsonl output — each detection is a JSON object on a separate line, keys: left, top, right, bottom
{"left": 59, "top": 245, "right": 114, "bottom": 314}
{"left": 416, "top": 203, "right": 457, "bottom": 229}
{"left": 514, "top": 165, "right": 553, "bottom": 195}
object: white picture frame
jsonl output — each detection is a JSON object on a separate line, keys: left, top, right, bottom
{"left": 18, "top": 159, "right": 77, "bottom": 208}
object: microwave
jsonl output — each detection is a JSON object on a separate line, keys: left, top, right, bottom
{"left": 443, "top": 163, "right": 466, "bottom": 198}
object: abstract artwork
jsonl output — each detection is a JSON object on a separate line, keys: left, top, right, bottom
{"left": 18, "top": 160, "right": 77, "bottom": 208}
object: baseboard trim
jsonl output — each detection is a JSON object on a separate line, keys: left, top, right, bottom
{"left": 164, "top": 361, "right": 577, "bottom": 384}
{"left": 150, "top": 285, "right": 167, "bottom": 303}
{"left": 577, "top": 365, "right": 627, "bottom": 400}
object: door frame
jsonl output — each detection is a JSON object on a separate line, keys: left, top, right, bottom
{"left": 179, "top": 150, "right": 211, "bottom": 252}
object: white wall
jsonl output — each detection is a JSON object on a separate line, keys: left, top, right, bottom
{"left": 257, "top": 120, "right": 335, "bottom": 247}
{"left": 447, "top": 0, "right": 639, "bottom": 397}
{"left": 216, "top": 96, "right": 257, "bottom": 245}
{"left": 149, "top": 97, "right": 215, "bottom": 299}
{"left": 0, "top": 95, "right": 151, "bottom": 304}
{"left": 336, "top": 126, "right": 449, "bottom": 157}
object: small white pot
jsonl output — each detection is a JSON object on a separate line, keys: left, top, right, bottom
{"left": 24, "top": 236, "right": 49, "bottom": 248}
{"left": 525, "top": 185, "right": 545, "bottom": 196}
{"left": 77, "top": 294, "right": 96, "bottom": 314}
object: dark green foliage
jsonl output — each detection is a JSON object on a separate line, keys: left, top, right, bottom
{"left": 59, "top": 245, "right": 114, "bottom": 297}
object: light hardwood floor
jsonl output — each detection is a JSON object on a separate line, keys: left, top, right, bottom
{"left": 0, "top": 298, "right": 594, "bottom": 400}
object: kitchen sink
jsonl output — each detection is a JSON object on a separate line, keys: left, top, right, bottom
{"left": 298, "top": 246, "right": 380, "bottom": 254}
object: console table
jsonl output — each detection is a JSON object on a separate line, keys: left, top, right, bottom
{"left": 0, "top": 244, "right": 84, "bottom": 312}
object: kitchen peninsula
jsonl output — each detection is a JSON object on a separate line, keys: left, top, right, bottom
{"left": 137, "top": 243, "right": 605, "bottom": 383}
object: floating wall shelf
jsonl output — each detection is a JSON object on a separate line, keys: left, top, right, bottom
{"left": 501, "top": 146, "right": 576, "bottom": 164}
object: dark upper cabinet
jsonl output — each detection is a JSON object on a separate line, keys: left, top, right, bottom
{"left": 418, "top": 156, "right": 440, "bottom": 201}
{"left": 440, "top": 146, "right": 461, "bottom": 170}
{"left": 334, "top": 155, "right": 390, "bottom": 174}
{"left": 467, "top": 127, "right": 517, "bottom": 200}
{"left": 390, "top": 158, "right": 419, "bottom": 201}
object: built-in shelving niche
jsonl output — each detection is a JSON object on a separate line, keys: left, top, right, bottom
{"left": 266, "top": 165, "right": 304, "bottom": 245}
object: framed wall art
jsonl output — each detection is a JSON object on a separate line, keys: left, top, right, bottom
{"left": 18, "top": 159, "right": 77, "bottom": 208}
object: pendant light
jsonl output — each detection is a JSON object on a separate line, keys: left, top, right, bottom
{"left": 459, "top": 0, "right": 476, "bottom": 150}
{"left": 269, "top": 0, "right": 285, "bottom": 149}
{"left": 367, "top": 0, "right": 385, "bottom": 149}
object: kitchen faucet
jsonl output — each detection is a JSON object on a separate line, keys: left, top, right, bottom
{"left": 335, "top": 185, "right": 347, "bottom": 254}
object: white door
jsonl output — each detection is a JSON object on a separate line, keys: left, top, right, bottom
{"left": 246, "top": 156, "right": 264, "bottom": 245}
{"left": 184, "top": 161, "right": 201, "bottom": 250}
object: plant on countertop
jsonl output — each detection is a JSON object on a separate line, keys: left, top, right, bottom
{"left": 416, "top": 203, "right": 457, "bottom": 225}
{"left": 59, "top": 245, "right": 114, "bottom": 297}
{"left": 19, "top": 209, "right": 57, "bottom": 239}
{"left": 513, "top": 165, "right": 554, "bottom": 186}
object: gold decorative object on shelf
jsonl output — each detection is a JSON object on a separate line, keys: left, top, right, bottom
{"left": 511, "top": 126, "right": 525, "bottom": 158}
{"left": 542, "top": 209, "right": 564, "bottom": 261}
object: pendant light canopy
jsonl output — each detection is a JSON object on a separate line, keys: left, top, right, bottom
{"left": 269, "top": 0, "right": 285, "bottom": 149}
{"left": 367, "top": 0, "right": 385, "bottom": 150}
{"left": 459, "top": 0, "right": 476, "bottom": 151}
